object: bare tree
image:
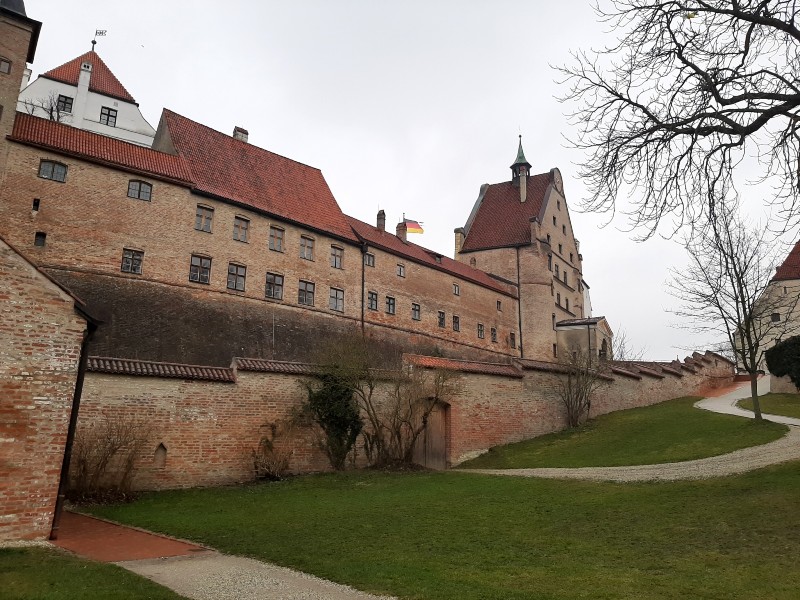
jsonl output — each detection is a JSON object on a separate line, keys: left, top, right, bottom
{"left": 668, "top": 210, "right": 800, "bottom": 419}
{"left": 21, "top": 91, "right": 70, "bottom": 123}
{"left": 611, "top": 327, "right": 646, "bottom": 361}
{"left": 558, "top": 348, "right": 608, "bottom": 427}
{"left": 558, "top": 2, "right": 800, "bottom": 238}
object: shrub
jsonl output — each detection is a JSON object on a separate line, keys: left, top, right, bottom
{"left": 252, "top": 419, "right": 297, "bottom": 481}
{"left": 765, "top": 336, "right": 800, "bottom": 388}
{"left": 304, "top": 373, "right": 363, "bottom": 470}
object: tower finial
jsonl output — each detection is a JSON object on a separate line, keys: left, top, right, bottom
{"left": 91, "top": 29, "right": 107, "bottom": 52}
{"left": 510, "top": 134, "right": 532, "bottom": 192}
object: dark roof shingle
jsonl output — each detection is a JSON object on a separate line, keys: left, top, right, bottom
{"left": 405, "top": 354, "right": 522, "bottom": 378}
{"left": 88, "top": 357, "right": 235, "bottom": 382}
{"left": 42, "top": 51, "right": 136, "bottom": 103}
{"left": 461, "top": 171, "right": 553, "bottom": 252}
{"left": 10, "top": 113, "right": 192, "bottom": 184}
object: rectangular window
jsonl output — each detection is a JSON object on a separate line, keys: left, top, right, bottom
{"left": 386, "top": 296, "right": 396, "bottom": 315}
{"left": 56, "top": 94, "right": 73, "bottom": 113}
{"left": 121, "top": 248, "right": 143, "bottom": 274}
{"left": 510, "top": 332, "right": 516, "bottom": 349}
{"left": 771, "top": 312, "right": 781, "bottom": 323}
{"left": 330, "top": 246, "right": 343, "bottom": 269}
{"left": 189, "top": 255, "right": 211, "bottom": 284}
{"left": 100, "top": 106, "right": 117, "bottom": 127}
{"left": 496, "top": 300, "right": 502, "bottom": 311}
{"left": 329, "top": 287, "right": 345, "bottom": 312}
{"left": 491, "top": 327, "right": 497, "bottom": 343}
{"left": 233, "top": 216, "right": 249, "bottom": 242}
{"left": 127, "top": 180, "right": 152, "bottom": 201}
{"left": 412, "top": 303, "right": 421, "bottom": 321}
{"left": 453, "top": 283, "right": 460, "bottom": 296}
{"left": 265, "top": 272, "right": 284, "bottom": 300}
{"left": 269, "top": 226, "right": 284, "bottom": 251}
{"left": 298, "top": 280, "right": 315, "bottom": 306}
{"left": 548, "top": 254, "right": 552, "bottom": 271}
{"left": 300, "top": 236, "right": 314, "bottom": 260}
{"left": 452, "top": 315, "right": 460, "bottom": 332}
{"left": 557, "top": 292, "right": 561, "bottom": 305}
{"left": 553, "top": 343, "right": 558, "bottom": 357}
{"left": 195, "top": 205, "right": 213, "bottom": 232}
{"left": 566, "top": 298, "right": 570, "bottom": 311}
{"left": 562, "top": 224, "right": 566, "bottom": 235}
{"left": 38, "top": 160, "right": 67, "bottom": 182}
{"left": 564, "top": 272, "right": 568, "bottom": 285}
{"left": 397, "top": 263, "right": 405, "bottom": 277}
{"left": 364, "top": 252, "right": 375, "bottom": 267}
{"left": 438, "top": 311, "right": 445, "bottom": 328}
{"left": 0, "top": 58, "right": 10, "bottom": 74}
{"left": 478, "top": 323, "right": 485, "bottom": 339}
{"left": 227, "top": 263, "right": 246, "bottom": 291}
{"left": 570, "top": 252, "right": 574, "bottom": 263}
{"left": 367, "top": 291, "right": 378, "bottom": 311}
{"left": 34, "top": 231, "right": 46, "bottom": 247}
{"left": 555, "top": 264, "right": 559, "bottom": 277}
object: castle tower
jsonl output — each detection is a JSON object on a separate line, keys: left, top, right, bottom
{"left": 0, "top": 0, "right": 40, "bottom": 178}
{"left": 510, "top": 135, "right": 532, "bottom": 202}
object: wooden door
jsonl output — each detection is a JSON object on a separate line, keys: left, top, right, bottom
{"left": 413, "top": 402, "right": 447, "bottom": 470}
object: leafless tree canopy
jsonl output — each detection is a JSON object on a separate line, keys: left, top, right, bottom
{"left": 559, "top": 1, "right": 800, "bottom": 238}
{"left": 558, "top": 349, "right": 608, "bottom": 427}
{"left": 22, "top": 91, "right": 70, "bottom": 123}
{"left": 668, "top": 210, "right": 800, "bottom": 416}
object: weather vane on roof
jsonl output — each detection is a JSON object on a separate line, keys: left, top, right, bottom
{"left": 91, "top": 29, "right": 107, "bottom": 51}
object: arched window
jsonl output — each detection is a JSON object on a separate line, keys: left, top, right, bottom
{"left": 154, "top": 443, "right": 167, "bottom": 468}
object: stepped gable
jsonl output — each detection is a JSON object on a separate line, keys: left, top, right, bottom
{"left": 347, "top": 215, "right": 516, "bottom": 297}
{"left": 460, "top": 171, "right": 553, "bottom": 252}
{"left": 41, "top": 50, "right": 136, "bottom": 104}
{"left": 773, "top": 241, "right": 800, "bottom": 282}
{"left": 9, "top": 113, "right": 192, "bottom": 184}
{"left": 161, "top": 110, "right": 357, "bottom": 243}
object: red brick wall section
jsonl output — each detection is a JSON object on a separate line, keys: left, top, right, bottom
{"left": 77, "top": 352, "right": 733, "bottom": 490}
{"left": 0, "top": 240, "right": 86, "bottom": 542}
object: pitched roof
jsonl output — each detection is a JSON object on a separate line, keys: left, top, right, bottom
{"left": 347, "top": 215, "right": 516, "bottom": 297}
{"left": 160, "top": 110, "right": 357, "bottom": 242}
{"left": 405, "top": 354, "right": 523, "bottom": 378}
{"left": 235, "top": 358, "right": 320, "bottom": 375}
{"left": 10, "top": 113, "right": 192, "bottom": 184}
{"left": 88, "top": 357, "right": 235, "bottom": 382}
{"left": 41, "top": 51, "right": 136, "bottom": 104}
{"left": 461, "top": 171, "right": 554, "bottom": 252}
{"left": 773, "top": 241, "right": 800, "bottom": 282}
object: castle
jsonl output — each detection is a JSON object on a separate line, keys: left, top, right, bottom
{"left": 1, "top": 1, "right": 734, "bottom": 543}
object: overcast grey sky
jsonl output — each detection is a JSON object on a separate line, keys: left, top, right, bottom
{"left": 23, "top": 0, "right": 794, "bottom": 360}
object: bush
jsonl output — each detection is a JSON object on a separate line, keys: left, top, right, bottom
{"left": 305, "top": 373, "right": 363, "bottom": 470}
{"left": 252, "top": 419, "right": 297, "bottom": 481}
{"left": 765, "top": 336, "right": 800, "bottom": 388}
{"left": 69, "top": 415, "right": 149, "bottom": 502}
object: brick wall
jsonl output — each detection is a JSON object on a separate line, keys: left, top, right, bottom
{"left": 0, "top": 239, "right": 86, "bottom": 542}
{"left": 76, "top": 352, "right": 733, "bottom": 490}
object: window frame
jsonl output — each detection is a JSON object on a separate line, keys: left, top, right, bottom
{"left": 56, "top": 94, "right": 73, "bottom": 113}
{"left": 226, "top": 263, "right": 247, "bottom": 292}
{"left": 38, "top": 160, "right": 67, "bottom": 183}
{"left": 496, "top": 300, "right": 502, "bottom": 312}
{"left": 34, "top": 232, "right": 46, "bottom": 247}
{"left": 127, "top": 180, "right": 152, "bottom": 201}
{"left": 453, "top": 283, "right": 460, "bottom": 296}
{"left": 120, "top": 248, "right": 144, "bottom": 274}
{"left": 771, "top": 312, "right": 781, "bottom": 323}
{"left": 491, "top": 327, "right": 498, "bottom": 343}
{"left": 364, "top": 252, "right": 375, "bottom": 267}
{"left": 195, "top": 205, "right": 214, "bottom": 233}
{"left": 99, "top": 106, "right": 118, "bottom": 127}
{"left": 233, "top": 216, "right": 250, "bottom": 242}
{"left": 330, "top": 245, "right": 344, "bottom": 269}
{"left": 452, "top": 315, "right": 460, "bottom": 332}
{"left": 300, "top": 236, "right": 315, "bottom": 261}
{"left": 367, "top": 291, "right": 378, "bottom": 311}
{"left": 411, "top": 302, "right": 421, "bottom": 321}
{"left": 438, "top": 310, "right": 446, "bottom": 328}
{"left": 265, "top": 272, "right": 284, "bottom": 300}
{"left": 477, "top": 323, "right": 485, "bottom": 339}
{"left": 269, "top": 226, "right": 284, "bottom": 252}
{"left": 385, "top": 295, "right": 396, "bottom": 315}
{"left": 396, "top": 263, "right": 406, "bottom": 278}
{"left": 329, "top": 287, "right": 345, "bottom": 312}
{"left": 510, "top": 332, "right": 516, "bottom": 349}
{"left": 298, "top": 280, "right": 315, "bottom": 306}
{"left": 0, "top": 57, "right": 10, "bottom": 74}
{"left": 189, "top": 254, "right": 212, "bottom": 284}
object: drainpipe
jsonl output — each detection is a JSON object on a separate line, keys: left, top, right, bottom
{"left": 50, "top": 320, "right": 96, "bottom": 540}
{"left": 515, "top": 247, "right": 523, "bottom": 359}
{"left": 360, "top": 242, "right": 367, "bottom": 335}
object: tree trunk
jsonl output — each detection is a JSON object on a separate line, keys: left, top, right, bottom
{"left": 750, "top": 372, "right": 763, "bottom": 421}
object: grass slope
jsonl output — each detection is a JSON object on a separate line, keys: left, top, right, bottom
{"left": 460, "top": 396, "right": 786, "bottom": 469}
{"left": 89, "top": 465, "right": 800, "bottom": 600}
{"left": 0, "top": 547, "right": 186, "bottom": 600}
{"left": 738, "top": 393, "right": 800, "bottom": 419}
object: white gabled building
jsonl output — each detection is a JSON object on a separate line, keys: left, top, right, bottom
{"left": 18, "top": 49, "right": 155, "bottom": 146}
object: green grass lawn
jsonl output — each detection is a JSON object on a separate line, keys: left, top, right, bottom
{"left": 87, "top": 465, "right": 800, "bottom": 600}
{"left": 460, "top": 396, "right": 786, "bottom": 469}
{"left": 738, "top": 393, "right": 800, "bottom": 419}
{"left": 0, "top": 547, "right": 186, "bottom": 600}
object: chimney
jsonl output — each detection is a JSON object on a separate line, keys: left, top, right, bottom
{"left": 20, "top": 68, "right": 31, "bottom": 91}
{"left": 396, "top": 220, "right": 407, "bottom": 242}
{"left": 233, "top": 126, "right": 249, "bottom": 143}
{"left": 72, "top": 61, "right": 92, "bottom": 125}
{"left": 377, "top": 209, "right": 386, "bottom": 231}
{"left": 454, "top": 227, "right": 465, "bottom": 255}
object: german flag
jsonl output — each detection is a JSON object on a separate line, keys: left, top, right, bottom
{"left": 404, "top": 219, "right": 424, "bottom": 234}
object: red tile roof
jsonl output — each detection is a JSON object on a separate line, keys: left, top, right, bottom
{"left": 773, "top": 241, "right": 800, "bottom": 282}
{"left": 10, "top": 113, "right": 192, "bottom": 184}
{"left": 347, "top": 216, "right": 517, "bottom": 297}
{"left": 88, "top": 357, "right": 235, "bottom": 382}
{"left": 235, "top": 358, "right": 320, "bottom": 375}
{"left": 405, "top": 354, "right": 523, "bottom": 378}
{"left": 461, "top": 171, "right": 554, "bottom": 252}
{"left": 41, "top": 51, "right": 136, "bottom": 104}
{"left": 516, "top": 358, "right": 615, "bottom": 381}
{"left": 161, "top": 110, "right": 357, "bottom": 242}
{"left": 610, "top": 365, "right": 642, "bottom": 380}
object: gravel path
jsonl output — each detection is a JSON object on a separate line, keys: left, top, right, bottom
{"left": 118, "top": 552, "right": 396, "bottom": 600}
{"left": 459, "top": 378, "right": 800, "bottom": 483}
